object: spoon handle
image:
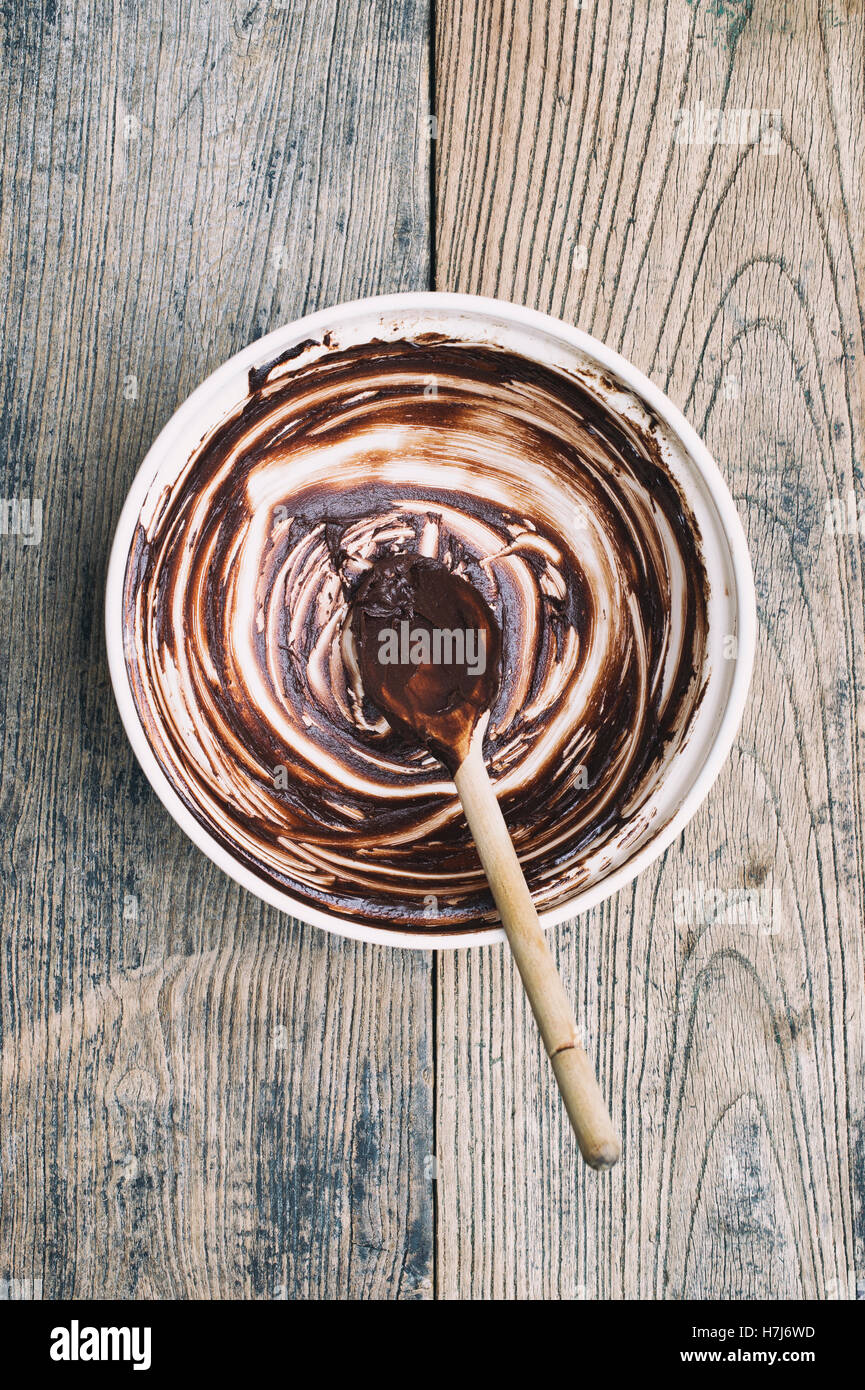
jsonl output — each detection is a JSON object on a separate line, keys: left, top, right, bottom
{"left": 453, "top": 739, "right": 621, "bottom": 1171}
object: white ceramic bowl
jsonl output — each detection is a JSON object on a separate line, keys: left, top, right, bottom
{"left": 105, "top": 292, "right": 756, "bottom": 949}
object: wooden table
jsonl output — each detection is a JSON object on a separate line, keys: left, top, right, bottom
{"left": 1, "top": 0, "right": 862, "bottom": 1300}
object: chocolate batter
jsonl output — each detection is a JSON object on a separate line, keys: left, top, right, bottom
{"left": 122, "top": 338, "right": 709, "bottom": 930}
{"left": 350, "top": 553, "right": 501, "bottom": 773}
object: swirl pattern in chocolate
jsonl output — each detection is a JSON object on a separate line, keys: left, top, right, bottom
{"left": 123, "top": 339, "right": 709, "bottom": 931}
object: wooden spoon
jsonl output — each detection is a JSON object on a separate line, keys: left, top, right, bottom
{"left": 350, "top": 554, "right": 621, "bottom": 1170}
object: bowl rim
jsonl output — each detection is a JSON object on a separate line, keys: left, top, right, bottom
{"left": 105, "top": 290, "right": 757, "bottom": 950}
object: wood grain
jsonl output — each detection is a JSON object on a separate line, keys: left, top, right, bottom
{"left": 0, "top": 0, "right": 434, "bottom": 1299}
{"left": 434, "top": 0, "right": 865, "bottom": 1299}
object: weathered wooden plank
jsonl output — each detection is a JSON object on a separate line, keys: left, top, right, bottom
{"left": 0, "top": 0, "right": 434, "bottom": 1299}
{"left": 434, "top": 0, "right": 865, "bottom": 1299}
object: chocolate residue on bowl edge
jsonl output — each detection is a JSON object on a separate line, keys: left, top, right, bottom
{"left": 122, "top": 339, "right": 710, "bottom": 930}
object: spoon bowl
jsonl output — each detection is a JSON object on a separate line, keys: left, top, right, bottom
{"left": 349, "top": 552, "right": 501, "bottom": 771}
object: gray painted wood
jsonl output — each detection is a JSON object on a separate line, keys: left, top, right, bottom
{"left": 0, "top": 0, "right": 434, "bottom": 1300}
{"left": 434, "top": 0, "right": 865, "bottom": 1299}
